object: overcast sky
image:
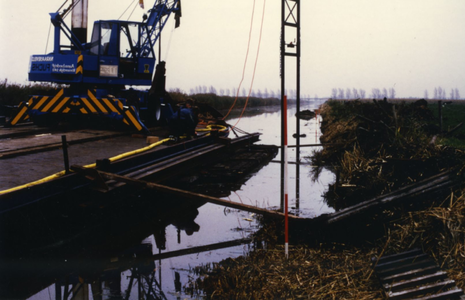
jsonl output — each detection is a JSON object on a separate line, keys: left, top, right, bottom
{"left": 1, "top": 0, "right": 465, "bottom": 99}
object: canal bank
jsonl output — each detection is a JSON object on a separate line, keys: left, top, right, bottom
{"left": 190, "top": 99, "right": 465, "bottom": 299}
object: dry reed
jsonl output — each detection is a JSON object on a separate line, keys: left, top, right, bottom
{"left": 186, "top": 99, "right": 465, "bottom": 299}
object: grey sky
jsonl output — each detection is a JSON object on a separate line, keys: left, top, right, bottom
{"left": 1, "top": 0, "right": 464, "bottom": 98}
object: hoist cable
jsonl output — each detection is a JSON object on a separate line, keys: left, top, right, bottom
{"left": 127, "top": 0, "right": 140, "bottom": 21}
{"left": 119, "top": 0, "right": 138, "bottom": 20}
{"left": 45, "top": 22, "right": 52, "bottom": 54}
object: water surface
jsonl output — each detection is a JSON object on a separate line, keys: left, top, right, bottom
{"left": 24, "top": 101, "right": 335, "bottom": 300}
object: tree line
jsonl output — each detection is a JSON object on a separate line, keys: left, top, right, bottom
{"left": 330, "top": 86, "right": 462, "bottom": 100}
{"left": 330, "top": 88, "right": 395, "bottom": 99}
{"left": 424, "top": 87, "right": 461, "bottom": 100}
{"left": 185, "top": 85, "right": 314, "bottom": 100}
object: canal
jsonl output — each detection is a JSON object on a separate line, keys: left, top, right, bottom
{"left": 19, "top": 101, "right": 335, "bottom": 300}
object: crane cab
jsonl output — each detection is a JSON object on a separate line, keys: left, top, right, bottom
{"left": 29, "top": 17, "right": 156, "bottom": 87}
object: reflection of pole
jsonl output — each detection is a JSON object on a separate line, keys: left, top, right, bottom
{"left": 284, "top": 95, "right": 289, "bottom": 259}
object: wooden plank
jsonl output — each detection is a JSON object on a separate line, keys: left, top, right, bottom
{"left": 375, "top": 248, "right": 423, "bottom": 264}
{"left": 388, "top": 280, "right": 457, "bottom": 300}
{"left": 376, "top": 259, "right": 436, "bottom": 278}
{"left": 385, "top": 271, "right": 448, "bottom": 292}
{"left": 380, "top": 265, "right": 440, "bottom": 284}
{"left": 70, "top": 165, "right": 300, "bottom": 220}
{"left": 414, "top": 288, "right": 464, "bottom": 300}
{"left": 375, "top": 253, "right": 429, "bottom": 271}
{"left": 324, "top": 170, "right": 458, "bottom": 224}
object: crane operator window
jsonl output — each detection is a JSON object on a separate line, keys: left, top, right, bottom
{"left": 89, "top": 22, "right": 113, "bottom": 55}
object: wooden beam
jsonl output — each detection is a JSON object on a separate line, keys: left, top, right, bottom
{"left": 71, "top": 165, "right": 300, "bottom": 219}
{"left": 146, "top": 238, "right": 252, "bottom": 261}
{"left": 323, "top": 170, "right": 458, "bottom": 225}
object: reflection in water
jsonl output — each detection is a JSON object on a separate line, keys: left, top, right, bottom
{"left": 0, "top": 189, "right": 204, "bottom": 300}
{"left": 1, "top": 102, "right": 335, "bottom": 300}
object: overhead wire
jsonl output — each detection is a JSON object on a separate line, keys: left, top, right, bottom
{"left": 228, "top": 0, "right": 267, "bottom": 132}
{"left": 221, "top": 0, "right": 257, "bottom": 120}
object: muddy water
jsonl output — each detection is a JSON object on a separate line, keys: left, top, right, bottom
{"left": 25, "top": 101, "right": 335, "bottom": 300}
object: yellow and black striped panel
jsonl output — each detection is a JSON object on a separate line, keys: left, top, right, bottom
{"left": 123, "top": 106, "right": 144, "bottom": 131}
{"left": 82, "top": 90, "right": 145, "bottom": 131}
{"left": 76, "top": 55, "right": 83, "bottom": 75}
{"left": 7, "top": 101, "right": 30, "bottom": 126}
{"left": 7, "top": 88, "right": 146, "bottom": 131}
{"left": 29, "top": 89, "right": 68, "bottom": 113}
{"left": 8, "top": 89, "right": 71, "bottom": 125}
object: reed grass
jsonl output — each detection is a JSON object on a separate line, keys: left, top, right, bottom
{"left": 186, "top": 98, "right": 465, "bottom": 299}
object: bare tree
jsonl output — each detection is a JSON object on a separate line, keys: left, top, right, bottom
{"left": 270, "top": 89, "right": 276, "bottom": 98}
{"left": 242, "top": 88, "right": 247, "bottom": 97}
{"left": 389, "top": 88, "right": 396, "bottom": 99}
{"left": 346, "top": 88, "right": 352, "bottom": 99}
{"left": 455, "top": 88, "right": 460, "bottom": 100}
{"left": 219, "top": 88, "right": 224, "bottom": 96}
{"left": 352, "top": 88, "right": 359, "bottom": 99}
{"left": 382, "top": 88, "right": 388, "bottom": 98}
{"left": 209, "top": 86, "right": 217, "bottom": 94}
{"left": 450, "top": 88, "right": 455, "bottom": 100}
{"left": 424, "top": 90, "right": 429, "bottom": 99}
{"left": 331, "top": 88, "right": 338, "bottom": 99}
{"left": 371, "top": 88, "right": 381, "bottom": 99}
{"left": 359, "top": 89, "right": 366, "bottom": 99}
{"left": 436, "top": 86, "right": 446, "bottom": 99}
{"left": 264, "top": 88, "right": 269, "bottom": 98}
{"left": 290, "top": 89, "right": 297, "bottom": 99}
{"left": 338, "top": 88, "right": 344, "bottom": 99}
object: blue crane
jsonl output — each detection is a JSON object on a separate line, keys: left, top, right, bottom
{"left": 8, "top": 0, "right": 181, "bottom": 132}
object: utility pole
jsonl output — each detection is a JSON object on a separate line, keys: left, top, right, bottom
{"left": 280, "top": 0, "right": 301, "bottom": 210}
{"left": 281, "top": 0, "right": 301, "bottom": 257}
